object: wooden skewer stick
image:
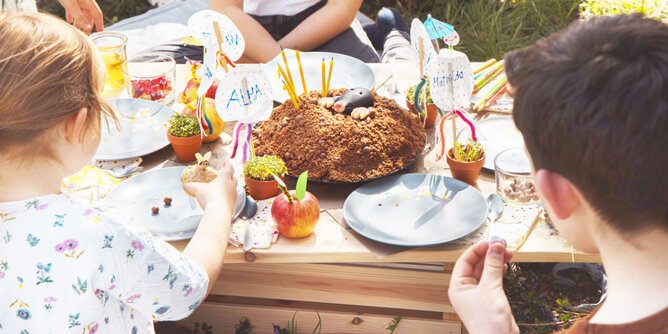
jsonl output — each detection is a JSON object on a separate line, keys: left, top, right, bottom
{"left": 419, "top": 37, "right": 425, "bottom": 77}
{"left": 212, "top": 21, "right": 229, "bottom": 72}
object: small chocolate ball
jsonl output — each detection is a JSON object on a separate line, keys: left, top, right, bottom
{"left": 151, "top": 206, "right": 159, "bottom": 214}
{"left": 163, "top": 197, "right": 172, "bottom": 206}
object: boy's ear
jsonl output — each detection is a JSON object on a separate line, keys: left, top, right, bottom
{"left": 64, "top": 108, "right": 88, "bottom": 147}
{"left": 535, "top": 169, "right": 580, "bottom": 220}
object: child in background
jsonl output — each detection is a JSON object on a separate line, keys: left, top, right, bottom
{"left": 448, "top": 14, "right": 668, "bottom": 333}
{"left": 0, "top": 12, "right": 237, "bottom": 333}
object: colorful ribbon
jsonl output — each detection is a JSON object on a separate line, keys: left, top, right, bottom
{"left": 230, "top": 122, "right": 253, "bottom": 164}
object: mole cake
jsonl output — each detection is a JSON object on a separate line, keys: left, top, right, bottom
{"left": 252, "top": 89, "right": 426, "bottom": 182}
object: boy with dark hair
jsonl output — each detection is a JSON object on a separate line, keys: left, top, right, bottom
{"left": 448, "top": 13, "right": 668, "bottom": 333}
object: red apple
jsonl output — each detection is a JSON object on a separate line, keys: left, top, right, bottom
{"left": 271, "top": 190, "right": 320, "bottom": 238}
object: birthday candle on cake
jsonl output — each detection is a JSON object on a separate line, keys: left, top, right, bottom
{"left": 295, "top": 50, "right": 308, "bottom": 95}
{"left": 325, "top": 57, "right": 334, "bottom": 94}
{"left": 321, "top": 58, "right": 326, "bottom": 98}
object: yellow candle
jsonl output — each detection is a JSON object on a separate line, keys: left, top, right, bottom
{"left": 325, "top": 57, "right": 334, "bottom": 94}
{"left": 295, "top": 50, "right": 308, "bottom": 95}
{"left": 284, "top": 83, "right": 300, "bottom": 110}
{"left": 280, "top": 49, "right": 296, "bottom": 96}
{"left": 321, "top": 58, "right": 326, "bottom": 98}
{"left": 279, "top": 65, "right": 300, "bottom": 110}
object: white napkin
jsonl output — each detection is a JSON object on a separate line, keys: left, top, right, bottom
{"left": 454, "top": 203, "right": 543, "bottom": 250}
{"left": 228, "top": 198, "right": 279, "bottom": 249}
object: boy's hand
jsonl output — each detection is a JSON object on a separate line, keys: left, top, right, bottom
{"left": 183, "top": 162, "right": 237, "bottom": 212}
{"left": 448, "top": 239, "right": 519, "bottom": 334}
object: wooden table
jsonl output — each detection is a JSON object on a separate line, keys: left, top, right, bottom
{"left": 120, "top": 63, "right": 600, "bottom": 333}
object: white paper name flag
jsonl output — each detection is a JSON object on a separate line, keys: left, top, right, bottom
{"left": 188, "top": 10, "right": 245, "bottom": 61}
{"left": 410, "top": 18, "right": 438, "bottom": 67}
{"left": 215, "top": 65, "right": 273, "bottom": 123}
{"left": 428, "top": 48, "right": 474, "bottom": 110}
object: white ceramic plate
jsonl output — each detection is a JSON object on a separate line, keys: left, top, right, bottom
{"left": 103, "top": 167, "right": 246, "bottom": 241}
{"left": 95, "top": 98, "right": 176, "bottom": 160}
{"left": 343, "top": 173, "right": 487, "bottom": 246}
{"left": 262, "top": 51, "right": 375, "bottom": 103}
{"left": 457, "top": 115, "right": 525, "bottom": 172}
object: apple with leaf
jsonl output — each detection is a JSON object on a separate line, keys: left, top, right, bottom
{"left": 271, "top": 171, "right": 320, "bottom": 238}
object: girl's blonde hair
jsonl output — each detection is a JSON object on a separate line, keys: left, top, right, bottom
{"left": 0, "top": 12, "right": 115, "bottom": 158}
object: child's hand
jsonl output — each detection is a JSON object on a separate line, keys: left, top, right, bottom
{"left": 448, "top": 239, "right": 518, "bottom": 334}
{"left": 183, "top": 162, "right": 237, "bottom": 212}
{"left": 57, "top": 0, "right": 104, "bottom": 35}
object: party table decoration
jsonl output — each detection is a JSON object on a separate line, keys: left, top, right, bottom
{"left": 167, "top": 113, "right": 202, "bottom": 162}
{"left": 423, "top": 14, "right": 460, "bottom": 48}
{"left": 243, "top": 155, "right": 287, "bottom": 200}
{"left": 410, "top": 18, "right": 438, "bottom": 70}
{"left": 187, "top": 9, "right": 245, "bottom": 62}
{"left": 271, "top": 171, "right": 320, "bottom": 239}
{"left": 215, "top": 65, "right": 273, "bottom": 164}
{"left": 228, "top": 198, "right": 279, "bottom": 249}
{"left": 454, "top": 203, "right": 543, "bottom": 251}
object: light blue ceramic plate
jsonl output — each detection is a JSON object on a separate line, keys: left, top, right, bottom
{"left": 95, "top": 98, "right": 176, "bottom": 160}
{"left": 263, "top": 51, "right": 375, "bottom": 103}
{"left": 104, "top": 167, "right": 245, "bottom": 241}
{"left": 343, "top": 173, "right": 487, "bottom": 246}
{"left": 457, "top": 115, "right": 525, "bottom": 172}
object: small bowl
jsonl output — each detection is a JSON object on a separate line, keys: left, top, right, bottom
{"left": 494, "top": 147, "right": 541, "bottom": 205}
{"left": 122, "top": 54, "right": 175, "bottom": 104}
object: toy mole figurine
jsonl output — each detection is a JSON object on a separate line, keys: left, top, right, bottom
{"left": 318, "top": 87, "right": 375, "bottom": 120}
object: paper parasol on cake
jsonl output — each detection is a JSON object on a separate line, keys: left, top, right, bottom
{"left": 187, "top": 9, "right": 245, "bottom": 62}
{"left": 423, "top": 14, "right": 460, "bottom": 48}
{"left": 215, "top": 65, "right": 273, "bottom": 163}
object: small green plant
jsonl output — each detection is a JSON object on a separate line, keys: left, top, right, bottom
{"left": 168, "top": 113, "right": 201, "bottom": 137}
{"left": 244, "top": 155, "right": 287, "bottom": 181}
{"left": 273, "top": 312, "right": 321, "bottom": 334}
{"left": 406, "top": 80, "right": 434, "bottom": 106}
{"left": 386, "top": 316, "right": 402, "bottom": 334}
{"left": 452, "top": 138, "right": 484, "bottom": 162}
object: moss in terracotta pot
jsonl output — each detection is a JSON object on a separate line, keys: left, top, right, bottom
{"left": 446, "top": 139, "right": 486, "bottom": 186}
{"left": 243, "top": 155, "right": 287, "bottom": 200}
{"left": 167, "top": 113, "right": 202, "bottom": 162}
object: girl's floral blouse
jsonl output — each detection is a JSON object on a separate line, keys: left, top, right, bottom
{"left": 0, "top": 194, "right": 208, "bottom": 333}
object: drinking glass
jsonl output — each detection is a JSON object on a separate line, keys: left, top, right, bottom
{"left": 91, "top": 32, "right": 128, "bottom": 93}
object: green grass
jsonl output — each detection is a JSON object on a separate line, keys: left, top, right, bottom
{"left": 363, "top": 0, "right": 581, "bottom": 61}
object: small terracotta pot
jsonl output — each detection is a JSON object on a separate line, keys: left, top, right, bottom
{"left": 446, "top": 148, "right": 485, "bottom": 186}
{"left": 406, "top": 98, "right": 438, "bottom": 129}
{"left": 245, "top": 175, "right": 282, "bottom": 200}
{"left": 167, "top": 131, "right": 202, "bottom": 162}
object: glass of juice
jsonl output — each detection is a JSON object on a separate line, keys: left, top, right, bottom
{"left": 91, "top": 32, "right": 127, "bottom": 93}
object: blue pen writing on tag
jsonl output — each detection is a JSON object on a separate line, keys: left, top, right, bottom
{"left": 226, "top": 77, "right": 263, "bottom": 109}
{"left": 224, "top": 33, "right": 240, "bottom": 46}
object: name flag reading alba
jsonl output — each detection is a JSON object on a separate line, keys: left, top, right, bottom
{"left": 215, "top": 65, "right": 273, "bottom": 163}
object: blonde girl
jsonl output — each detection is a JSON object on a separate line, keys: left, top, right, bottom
{"left": 0, "top": 12, "right": 237, "bottom": 333}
